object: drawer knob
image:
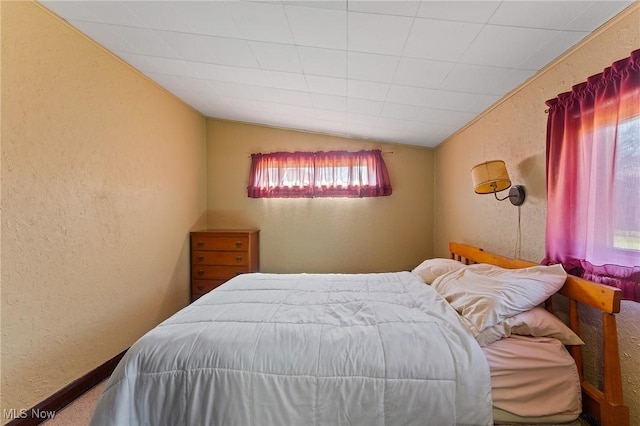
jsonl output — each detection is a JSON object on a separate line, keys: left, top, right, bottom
{"left": 235, "top": 256, "right": 243, "bottom": 263}
{"left": 235, "top": 241, "right": 243, "bottom": 248}
{"left": 197, "top": 284, "right": 204, "bottom": 291}
{"left": 197, "top": 241, "right": 204, "bottom": 248}
{"left": 197, "top": 270, "right": 205, "bottom": 276}
{"left": 197, "top": 256, "right": 204, "bottom": 262}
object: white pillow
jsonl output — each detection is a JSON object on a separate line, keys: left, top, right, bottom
{"left": 475, "top": 306, "right": 584, "bottom": 347}
{"left": 431, "top": 263, "right": 567, "bottom": 335}
{"left": 411, "top": 258, "right": 466, "bottom": 284}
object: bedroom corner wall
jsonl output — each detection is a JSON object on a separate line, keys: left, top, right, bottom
{"left": 205, "top": 119, "right": 434, "bottom": 274}
{"left": 433, "top": 3, "right": 640, "bottom": 423}
{"left": 1, "top": 1, "right": 207, "bottom": 417}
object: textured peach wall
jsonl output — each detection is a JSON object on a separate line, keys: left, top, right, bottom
{"left": 206, "top": 119, "right": 434, "bottom": 274}
{"left": 434, "top": 4, "right": 640, "bottom": 423}
{"left": 1, "top": 1, "right": 206, "bottom": 415}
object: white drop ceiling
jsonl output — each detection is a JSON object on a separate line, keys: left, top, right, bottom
{"left": 39, "top": 0, "right": 634, "bottom": 148}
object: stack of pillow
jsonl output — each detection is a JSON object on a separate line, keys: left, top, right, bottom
{"left": 411, "top": 258, "right": 584, "bottom": 347}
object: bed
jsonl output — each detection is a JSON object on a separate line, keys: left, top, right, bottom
{"left": 90, "top": 243, "right": 629, "bottom": 426}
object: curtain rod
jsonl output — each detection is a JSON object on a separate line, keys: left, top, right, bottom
{"left": 247, "top": 151, "right": 394, "bottom": 157}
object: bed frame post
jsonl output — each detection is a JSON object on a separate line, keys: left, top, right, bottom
{"left": 600, "top": 312, "right": 629, "bottom": 426}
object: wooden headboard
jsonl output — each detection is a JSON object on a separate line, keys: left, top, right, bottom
{"left": 448, "top": 242, "right": 629, "bottom": 426}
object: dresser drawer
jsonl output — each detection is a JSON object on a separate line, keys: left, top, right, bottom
{"left": 192, "top": 265, "right": 248, "bottom": 280}
{"left": 192, "top": 279, "right": 227, "bottom": 295}
{"left": 191, "top": 235, "right": 250, "bottom": 251}
{"left": 192, "top": 251, "right": 249, "bottom": 266}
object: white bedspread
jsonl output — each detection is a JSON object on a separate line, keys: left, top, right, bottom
{"left": 91, "top": 272, "right": 492, "bottom": 426}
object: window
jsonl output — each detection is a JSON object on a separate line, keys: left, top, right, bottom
{"left": 613, "top": 117, "right": 640, "bottom": 252}
{"left": 247, "top": 150, "right": 392, "bottom": 198}
{"left": 544, "top": 49, "right": 640, "bottom": 301}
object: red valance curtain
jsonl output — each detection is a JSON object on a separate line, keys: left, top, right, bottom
{"left": 248, "top": 150, "right": 392, "bottom": 198}
{"left": 544, "top": 49, "right": 640, "bottom": 301}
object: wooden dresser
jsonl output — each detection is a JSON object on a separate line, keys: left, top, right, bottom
{"left": 190, "top": 229, "right": 260, "bottom": 301}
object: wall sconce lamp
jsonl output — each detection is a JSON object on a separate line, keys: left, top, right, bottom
{"left": 471, "top": 160, "right": 525, "bottom": 206}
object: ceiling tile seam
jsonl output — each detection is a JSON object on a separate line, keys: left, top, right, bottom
{"left": 247, "top": 1, "right": 299, "bottom": 75}
{"left": 443, "top": 0, "right": 506, "bottom": 75}
{"left": 380, "top": 1, "right": 422, "bottom": 107}
{"left": 345, "top": 0, "right": 352, "bottom": 120}
{"left": 281, "top": 2, "right": 336, "bottom": 121}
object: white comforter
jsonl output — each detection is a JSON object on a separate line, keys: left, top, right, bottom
{"left": 91, "top": 272, "right": 492, "bottom": 426}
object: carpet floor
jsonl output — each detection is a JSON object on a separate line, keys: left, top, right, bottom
{"left": 42, "top": 381, "right": 105, "bottom": 425}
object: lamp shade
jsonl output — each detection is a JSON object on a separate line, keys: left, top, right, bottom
{"left": 471, "top": 160, "right": 512, "bottom": 194}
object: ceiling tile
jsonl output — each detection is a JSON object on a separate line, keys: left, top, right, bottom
{"left": 225, "top": 1, "right": 294, "bottom": 44}
{"left": 380, "top": 103, "right": 421, "bottom": 120}
{"left": 76, "top": 1, "right": 145, "bottom": 27}
{"left": 68, "top": 20, "right": 135, "bottom": 53}
{"left": 145, "top": 72, "right": 188, "bottom": 94}
{"left": 282, "top": 1, "right": 347, "bottom": 12}
{"left": 518, "top": 30, "right": 589, "bottom": 70}
{"left": 311, "top": 94, "right": 347, "bottom": 112}
{"left": 297, "top": 46, "right": 347, "bottom": 78}
{"left": 204, "top": 80, "right": 252, "bottom": 99}
{"left": 403, "top": 18, "right": 483, "bottom": 62}
{"left": 114, "top": 51, "right": 156, "bottom": 73}
{"left": 416, "top": 108, "right": 476, "bottom": 127}
{"left": 565, "top": 1, "right": 634, "bottom": 31}
{"left": 440, "top": 63, "right": 514, "bottom": 95}
{"left": 347, "top": 98, "right": 384, "bottom": 116}
{"left": 489, "top": 1, "right": 592, "bottom": 30}
{"left": 155, "top": 30, "right": 259, "bottom": 68}
{"left": 348, "top": 11, "right": 413, "bottom": 55}
{"left": 231, "top": 68, "right": 309, "bottom": 92}
{"left": 348, "top": 1, "right": 420, "bottom": 17}
{"left": 243, "top": 86, "right": 313, "bottom": 108}
{"left": 111, "top": 26, "right": 177, "bottom": 58}
{"left": 392, "top": 57, "right": 453, "bottom": 88}
{"left": 285, "top": 5, "right": 348, "bottom": 50}
{"left": 459, "top": 25, "right": 560, "bottom": 68}
{"left": 123, "top": 2, "right": 194, "bottom": 33}
{"left": 347, "top": 80, "right": 390, "bottom": 101}
{"left": 193, "top": 63, "right": 308, "bottom": 92}
{"left": 348, "top": 52, "right": 399, "bottom": 83}
{"left": 386, "top": 85, "right": 432, "bottom": 107}
{"left": 463, "top": 94, "right": 502, "bottom": 114}
{"left": 346, "top": 113, "right": 381, "bottom": 126}
{"left": 171, "top": 76, "right": 220, "bottom": 99}
{"left": 116, "top": 52, "right": 196, "bottom": 78}
{"left": 39, "top": 1, "right": 100, "bottom": 22}
{"left": 315, "top": 109, "right": 347, "bottom": 123}
{"left": 169, "top": 2, "right": 241, "bottom": 38}
{"left": 258, "top": 101, "right": 317, "bottom": 119}
{"left": 186, "top": 62, "right": 238, "bottom": 82}
{"left": 489, "top": 69, "right": 537, "bottom": 96}
{"left": 249, "top": 41, "right": 303, "bottom": 73}
{"left": 305, "top": 75, "right": 347, "bottom": 97}
{"left": 416, "top": 1, "right": 500, "bottom": 23}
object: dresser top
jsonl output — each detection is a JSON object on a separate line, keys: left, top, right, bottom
{"left": 191, "top": 229, "right": 259, "bottom": 235}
